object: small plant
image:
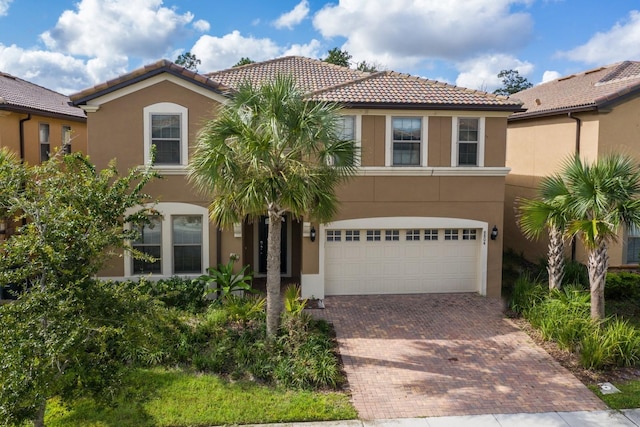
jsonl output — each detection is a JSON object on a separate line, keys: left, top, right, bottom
{"left": 197, "top": 254, "right": 254, "bottom": 301}
{"left": 509, "top": 274, "right": 546, "bottom": 315}
{"left": 284, "top": 284, "right": 308, "bottom": 316}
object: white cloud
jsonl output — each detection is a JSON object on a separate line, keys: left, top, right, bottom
{"left": 0, "top": 43, "right": 92, "bottom": 95}
{"left": 40, "top": 0, "right": 194, "bottom": 59}
{"left": 282, "top": 39, "right": 322, "bottom": 58}
{"left": 558, "top": 10, "right": 640, "bottom": 65}
{"left": 274, "top": 0, "right": 309, "bottom": 30}
{"left": 0, "top": 0, "right": 13, "bottom": 16}
{"left": 313, "top": 0, "right": 533, "bottom": 71}
{"left": 455, "top": 54, "right": 534, "bottom": 92}
{"left": 541, "top": 70, "right": 561, "bottom": 83}
{"left": 191, "top": 31, "right": 282, "bottom": 71}
{"left": 193, "top": 19, "right": 210, "bottom": 32}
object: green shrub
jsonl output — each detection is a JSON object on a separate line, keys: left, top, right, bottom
{"left": 196, "top": 254, "right": 254, "bottom": 302}
{"left": 562, "top": 260, "right": 589, "bottom": 289}
{"left": 605, "top": 271, "right": 640, "bottom": 300}
{"left": 132, "top": 276, "right": 209, "bottom": 313}
{"left": 580, "top": 328, "right": 610, "bottom": 370}
{"left": 509, "top": 275, "right": 546, "bottom": 315}
{"left": 603, "top": 318, "right": 640, "bottom": 367}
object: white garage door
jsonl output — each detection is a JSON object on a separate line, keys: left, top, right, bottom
{"left": 325, "top": 228, "right": 480, "bottom": 295}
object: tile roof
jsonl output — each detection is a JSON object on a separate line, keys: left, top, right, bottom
{"left": 209, "top": 56, "right": 522, "bottom": 110}
{"left": 70, "top": 59, "right": 231, "bottom": 105}
{"left": 0, "top": 72, "right": 86, "bottom": 119}
{"left": 510, "top": 61, "right": 640, "bottom": 120}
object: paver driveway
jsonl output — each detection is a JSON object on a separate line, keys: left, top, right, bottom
{"left": 311, "top": 294, "right": 606, "bottom": 420}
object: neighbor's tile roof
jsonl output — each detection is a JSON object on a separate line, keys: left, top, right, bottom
{"left": 0, "top": 72, "right": 86, "bottom": 119}
{"left": 209, "top": 56, "right": 522, "bottom": 110}
{"left": 510, "top": 61, "right": 640, "bottom": 120}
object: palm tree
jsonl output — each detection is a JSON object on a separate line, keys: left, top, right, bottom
{"left": 517, "top": 173, "right": 572, "bottom": 290}
{"left": 188, "top": 75, "right": 357, "bottom": 337}
{"left": 561, "top": 154, "right": 640, "bottom": 320}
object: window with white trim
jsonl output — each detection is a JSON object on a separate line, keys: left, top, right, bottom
{"left": 345, "top": 230, "right": 360, "bottom": 241}
{"left": 406, "top": 229, "right": 421, "bottom": 241}
{"left": 452, "top": 117, "right": 485, "bottom": 167}
{"left": 424, "top": 229, "right": 438, "bottom": 240}
{"left": 144, "top": 103, "right": 189, "bottom": 166}
{"left": 627, "top": 225, "right": 640, "bottom": 263}
{"left": 39, "top": 123, "right": 50, "bottom": 162}
{"left": 327, "top": 230, "right": 342, "bottom": 241}
{"left": 462, "top": 229, "right": 477, "bottom": 240}
{"left": 385, "top": 230, "right": 400, "bottom": 241}
{"left": 132, "top": 217, "right": 162, "bottom": 274}
{"left": 172, "top": 216, "right": 203, "bottom": 274}
{"left": 366, "top": 230, "right": 381, "bottom": 241}
{"left": 62, "top": 126, "right": 72, "bottom": 154}
{"left": 444, "top": 229, "right": 459, "bottom": 240}
{"left": 392, "top": 117, "right": 422, "bottom": 166}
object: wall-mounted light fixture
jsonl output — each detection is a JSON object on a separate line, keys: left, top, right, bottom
{"left": 310, "top": 226, "right": 316, "bottom": 242}
{"left": 490, "top": 225, "right": 498, "bottom": 240}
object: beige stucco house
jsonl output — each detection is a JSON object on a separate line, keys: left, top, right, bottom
{"left": 505, "top": 61, "right": 640, "bottom": 266}
{"left": 70, "top": 57, "right": 522, "bottom": 299}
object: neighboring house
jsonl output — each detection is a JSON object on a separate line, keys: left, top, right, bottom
{"left": 505, "top": 61, "right": 640, "bottom": 267}
{"left": 0, "top": 72, "right": 87, "bottom": 165}
{"left": 70, "top": 56, "right": 523, "bottom": 299}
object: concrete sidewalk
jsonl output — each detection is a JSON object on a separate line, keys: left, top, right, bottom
{"left": 245, "top": 409, "right": 640, "bottom": 426}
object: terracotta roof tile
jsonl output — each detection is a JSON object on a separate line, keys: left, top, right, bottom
{"left": 510, "top": 61, "right": 640, "bottom": 119}
{"left": 0, "top": 72, "right": 85, "bottom": 119}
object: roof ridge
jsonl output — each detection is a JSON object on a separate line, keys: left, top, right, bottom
{"left": 0, "top": 70, "right": 73, "bottom": 100}
{"left": 384, "top": 71, "right": 511, "bottom": 100}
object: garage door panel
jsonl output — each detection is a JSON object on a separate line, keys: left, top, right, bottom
{"left": 325, "top": 227, "right": 480, "bottom": 295}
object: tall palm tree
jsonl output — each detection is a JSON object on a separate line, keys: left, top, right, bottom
{"left": 517, "top": 173, "right": 572, "bottom": 290}
{"left": 562, "top": 154, "right": 640, "bottom": 320}
{"left": 188, "top": 75, "right": 357, "bottom": 337}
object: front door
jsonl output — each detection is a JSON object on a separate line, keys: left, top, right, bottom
{"left": 257, "top": 215, "right": 287, "bottom": 274}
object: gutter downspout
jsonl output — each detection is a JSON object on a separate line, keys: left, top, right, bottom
{"left": 19, "top": 113, "right": 31, "bottom": 161}
{"left": 568, "top": 112, "right": 582, "bottom": 261}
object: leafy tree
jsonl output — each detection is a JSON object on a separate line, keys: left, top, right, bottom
{"left": 189, "top": 75, "right": 357, "bottom": 337}
{"left": 356, "top": 60, "right": 378, "bottom": 72}
{"left": 493, "top": 69, "right": 533, "bottom": 96}
{"left": 517, "top": 175, "right": 572, "bottom": 290}
{"left": 323, "top": 47, "right": 352, "bottom": 67}
{"left": 0, "top": 149, "right": 157, "bottom": 426}
{"left": 233, "top": 57, "right": 255, "bottom": 67}
{"left": 175, "top": 51, "right": 201, "bottom": 71}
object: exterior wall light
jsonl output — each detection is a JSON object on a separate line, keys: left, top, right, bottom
{"left": 490, "top": 225, "right": 498, "bottom": 240}
{"left": 310, "top": 226, "right": 316, "bottom": 242}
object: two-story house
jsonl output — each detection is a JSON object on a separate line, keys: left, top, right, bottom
{"left": 70, "top": 57, "right": 523, "bottom": 299}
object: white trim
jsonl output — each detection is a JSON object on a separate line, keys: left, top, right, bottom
{"left": 451, "top": 116, "right": 485, "bottom": 167}
{"left": 354, "top": 114, "right": 362, "bottom": 167}
{"left": 81, "top": 74, "right": 228, "bottom": 108}
{"left": 143, "top": 102, "right": 189, "bottom": 167}
{"left": 304, "top": 216, "right": 489, "bottom": 299}
{"left": 123, "top": 202, "right": 210, "bottom": 278}
{"left": 385, "top": 115, "right": 428, "bottom": 167}
{"left": 357, "top": 166, "right": 509, "bottom": 177}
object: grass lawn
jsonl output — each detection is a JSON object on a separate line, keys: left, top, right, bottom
{"left": 46, "top": 368, "right": 357, "bottom": 427}
{"left": 589, "top": 381, "right": 640, "bottom": 410}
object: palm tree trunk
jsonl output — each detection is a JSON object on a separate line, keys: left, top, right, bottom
{"left": 587, "top": 243, "right": 608, "bottom": 321}
{"left": 265, "top": 209, "right": 283, "bottom": 338}
{"left": 547, "top": 227, "right": 565, "bottom": 290}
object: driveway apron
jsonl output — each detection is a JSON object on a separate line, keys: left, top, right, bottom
{"left": 311, "top": 294, "right": 606, "bottom": 420}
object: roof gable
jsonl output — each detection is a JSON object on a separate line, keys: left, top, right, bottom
{"left": 0, "top": 72, "right": 85, "bottom": 120}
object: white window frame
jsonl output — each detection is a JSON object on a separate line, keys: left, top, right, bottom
{"left": 143, "top": 102, "right": 189, "bottom": 168}
{"left": 336, "top": 113, "right": 362, "bottom": 167}
{"left": 39, "top": 123, "right": 50, "bottom": 162}
{"left": 386, "top": 115, "right": 428, "bottom": 167}
{"left": 451, "top": 116, "right": 485, "bottom": 167}
{"left": 124, "top": 202, "right": 209, "bottom": 278}
{"left": 62, "top": 125, "right": 72, "bottom": 154}
{"left": 627, "top": 225, "right": 640, "bottom": 264}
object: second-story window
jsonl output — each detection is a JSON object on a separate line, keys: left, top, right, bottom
{"left": 62, "top": 126, "right": 72, "bottom": 154}
{"left": 392, "top": 117, "right": 421, "bottom": 166}
{"left": 151, "top": 114, "right": 181, "bottom": 164}
{"left": 39, "top": 123, "right": 50, "bottom": 162}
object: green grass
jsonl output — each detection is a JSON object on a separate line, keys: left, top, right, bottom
{"left": 46, "top": 368, "right": 357, "bottom": 427}
{"left": 589, "top": 381, "right": 640, "bottom": 409}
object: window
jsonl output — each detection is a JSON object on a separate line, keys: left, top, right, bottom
{"left": 173, "top": 216, "right": 203, "bottom": 274}
{"left": 327, "top": 230, "right": 342, "bottom": 241}
{"left": 62, "top": 126, "right": 72, "bottom": 154}
{"left": 628, "top": 225, "right": 640, "bottom": 263}
{"left": 444, "top": 229, "right": 459, "bottom": 240}
{"left": 366, "top": 230, "right": 381, "bottom": 241}
{"left": 132, "top": 217, "right": 162, "bottom": 274}
{"left": 345, "top": 230, "right": 360, "bottom": 241}
{"left": 385, "top": 230, "right": 400, "bottom": 241}
{"left": 39, "top": 123, "right": 50, "bottom": 162}
{"left": 143, "top": 103, "right": 189, "bottom": 167}
{"left": 337, "top": 115, "right": 355, "bottom": 141}
{"left": 452, "top": 117, "right": 485, "bottom": 167}
{"left": 406, "top": 229, "right": 421, "bottom": 241}
{"left": 392, "top": 117, "right": 421, "bottom": 166}
{"left": 424, "top": 229, "right": 438, "bottom": 240}
{"left": 462, "top": 229, "right": 477, "bottom": 240}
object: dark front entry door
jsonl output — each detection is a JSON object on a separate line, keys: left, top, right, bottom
{"left": 258, "top": 216, "right": 287, "bottom": 274}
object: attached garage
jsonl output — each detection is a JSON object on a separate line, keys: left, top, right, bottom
{"left": 318, "top": 217, "right": 488, "bottom": 297}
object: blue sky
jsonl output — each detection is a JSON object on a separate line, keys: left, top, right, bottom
{"left": 0, "top": 0, "right": 638, "bottom": 95}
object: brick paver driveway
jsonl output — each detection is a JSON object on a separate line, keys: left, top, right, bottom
{"left": 311, "top": 294, "right": 606, "bottom": 420}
